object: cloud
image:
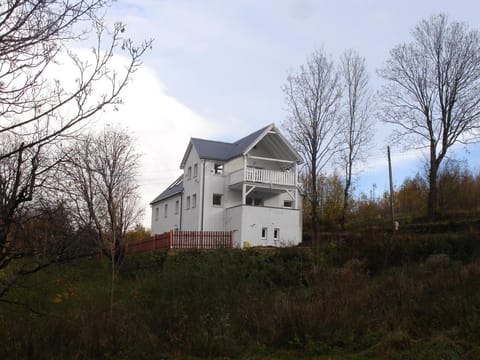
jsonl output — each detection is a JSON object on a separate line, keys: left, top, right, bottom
{"left": 98, "top": 61, "right": 217, "bottom": 228}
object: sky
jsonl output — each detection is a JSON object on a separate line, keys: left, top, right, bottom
{"left": 94, "top": 0, "right": 480, "bottom": 227}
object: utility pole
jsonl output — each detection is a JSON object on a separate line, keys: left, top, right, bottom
{"left": 387, "top": 146, "right": 396, "bottom": 238}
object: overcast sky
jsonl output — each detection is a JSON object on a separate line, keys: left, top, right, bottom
{"left": 96, "top": 0, "right": 480, "bottom": 227}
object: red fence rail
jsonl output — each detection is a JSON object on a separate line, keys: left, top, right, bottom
{"left": 126, "top": 230, "right": 233, "bottom": 254}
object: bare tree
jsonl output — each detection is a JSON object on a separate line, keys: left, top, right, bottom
{"left": 63, "top": 127, "right": 143, "bottom": 263}
{"left": 338, "top": 50, "right": 374, "bottom": 230}
{"left": 0, "top": 1, "right": 150, "bottom": 297}
{"left": 378, "top": 13, "right": 480, "bottom": 218}
{"left": 62, "top": 126, "right": 143, "bottom": 313}
{"left": 283, "top": 49, "right": 342, "bottom": 243}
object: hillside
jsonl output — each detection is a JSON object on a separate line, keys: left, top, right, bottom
{"left": 1, "top": 225, "right": 480, "bottom": 359}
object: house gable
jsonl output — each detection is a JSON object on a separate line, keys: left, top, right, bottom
{"left": 178, "top": 124, "right": 301, "bottom": 166}
{"left": 244, "top": 124, "right": 302, "bottom": 163}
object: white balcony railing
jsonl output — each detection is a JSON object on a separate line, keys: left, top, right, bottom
{"left": 229, "top": 167, "right": 296, "bottom": 187}
{"left": 244, "top": 167, "right": 295, "bottom": 186}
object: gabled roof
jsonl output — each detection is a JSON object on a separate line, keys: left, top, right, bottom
{"left": 226, "top": 125, "right": 270, "bottom": 159}
{"left": 180, "top": 124, "right": 301, "bottom": 168}
{"left": 189, "top": 138, "right": 234, "bottom": 162}
{"left": 150, "top": 175, "right": 183, "bottom": 205}
{"left": 153, "top": 124, "right": 303, "bottom": 205}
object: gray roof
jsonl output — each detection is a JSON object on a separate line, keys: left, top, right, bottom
{"left": 189, "top": 139, "right": 234, "bottom": 161}
{"left": 190, "top": 124, "right": 270, "bottom": 162}
{"left": 150, "top": 175, "right": 183, "bottom": 205}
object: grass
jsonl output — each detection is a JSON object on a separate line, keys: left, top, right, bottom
{"left": 1, "top": 232, "right": 480, "bottom": 359}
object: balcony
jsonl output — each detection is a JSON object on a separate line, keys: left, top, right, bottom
{"left": 229, "top": 167, "right": 296, "bottom": 187}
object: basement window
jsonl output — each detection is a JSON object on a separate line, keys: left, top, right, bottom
{"left": 273, "top": 228, "right": 280, "bottom": 241}
{"left": 261, "top": 227, "right": 268, "bottom": 240}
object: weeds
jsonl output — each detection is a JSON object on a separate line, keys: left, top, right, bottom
{"left": 1, "top": 239, "right": 480, "bottom": 359}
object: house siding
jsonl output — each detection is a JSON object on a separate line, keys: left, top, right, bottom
{"left": 202, "top": 160, "right": 227, "bottom": 231}
{"left": 181, "top": 147, "right": 202, "bottom": 230}
{"left": 226, "top": 205, "right": 301, "bottom": 247}
{"left": 151, "top": 194, "right": 182, "bottom": 234}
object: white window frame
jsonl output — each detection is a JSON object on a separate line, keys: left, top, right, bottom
{"left": 164, "top": 203, "right": 168, "bottom": 218}
{"left": 193, "top": 163, "right": 198, "bottom": 178}
{"left": 261, "top": 227, "right": 268, "bottom": 240}
{"left": 273, "top": 228, "right": 280, "bottom": 240}
{"left": 175, "top": 200, "right": 179, "bottom": 214}
{"left": 155, "top": 207, "right": 159, "bottom": 221}
{"left": 283, "top": 200, "right": 293, "bottom": 208}
{"left": 187, "top": 166, "right": 192, "bottom": 180}
{"left": 186, "top": 196, "right": 191, "bottom": 210}
{"left": 192, "top": 193, "right": 197, "bottom": 208}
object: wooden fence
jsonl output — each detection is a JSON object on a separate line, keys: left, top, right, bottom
{"left": 126, "top": 230, "right": 233, "bottom": 254}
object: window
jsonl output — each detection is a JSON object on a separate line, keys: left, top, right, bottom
{"left": 283, "top": 200, "right": 293, "bottom": 208}
{"left": 246, "top": 197, "right": 263, "bottom": 206}
{"left": 187, "top": 166, "right": 192, "bottom": 180}
{"left": 193, "top": 163, "right": 198, "bottom": 178}
{"left": 274, "top": 228, "right": 280, "bottom": 241}
{"left": 164, "top": 204, "right": 168, "bottom": 218}
{"left": 214, "top": 163, "right": 223, "bottom": 175}
{"left": 186, "top": 196, "right": 191, "bottom": 209}
{"left": 261, "top": 227, "right": 268, "bottom": 240}
{"left": 192, "top": 194, "right": 197, "bottom": 208}
{"left": 212, "top": 194, "right": 222, "bottom": 206}
{"left": 155, "top": 207, "right": 159, "bottom": 221}
{"left": 175, "top": 200, "right": 179, "bottom": 214}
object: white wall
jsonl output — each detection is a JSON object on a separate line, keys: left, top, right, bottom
{"left": 224, "top": 156, "right": 243, "bottom": 174}
{"left": 151, "top": 194, "right": 182, "bottom": 234}
{"left": 181, "top": 147, "right": 202, "bottom": 230}
{"left": 226, "top": 205, "right": 302, "bottom": 247}
{"left": 225, "top": 205, "right": 243, "bottom": 247}
{"left": 202, "top": 160, "right": 227, "bottom": 230}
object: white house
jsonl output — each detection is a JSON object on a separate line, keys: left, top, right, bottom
{"left": 150, "top": 124, "right": 303, "bottom": 248}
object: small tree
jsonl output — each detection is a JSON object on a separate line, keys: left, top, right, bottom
{"left": 62, "top": 126, "right": 143, "bottom": 313}
{"left": 397, "top": 174, "right": 428, "bottom": 219}
{"left": 378, "top": 14, "right": 480, "bottom": 219}
{"left": 63, "top": 127, "right": 143, "bottom": 263}
{"left": 283, "top": 49, "right": 342, "bottom": 243}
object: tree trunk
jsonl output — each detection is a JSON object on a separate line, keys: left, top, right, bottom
{"left": 340, "top": 187, "right": 349, "bottom": 231}
{"left": 341, "top": 160, "right": 352, "bottom": 231}
{"left": 428, "top": 160, "right": 439, "bottom": 220}
{"left": 311, "top": 197, "right": 320, "bottom": 246}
